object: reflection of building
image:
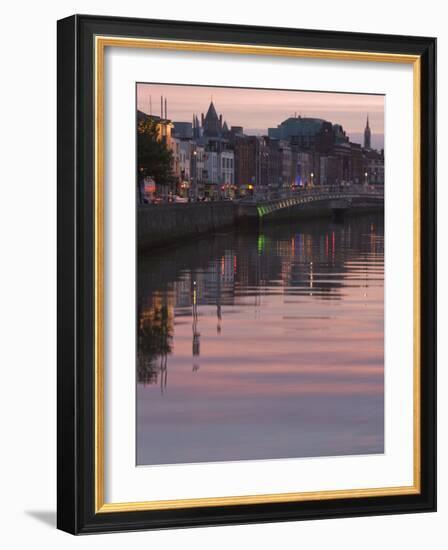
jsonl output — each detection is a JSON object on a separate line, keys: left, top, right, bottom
{"left": 137, "top": 291, "right": 174, "bottom": 390}
{"left": 137, "top": 216, "right": 384, "bottom": 389}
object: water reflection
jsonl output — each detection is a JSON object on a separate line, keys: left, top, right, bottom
{"left": 137, "top": 214, "right": 384, "bottom": 465}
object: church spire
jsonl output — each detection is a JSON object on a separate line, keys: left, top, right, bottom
{"left": 364, "top": 114, "right": 371, "bottom": 149}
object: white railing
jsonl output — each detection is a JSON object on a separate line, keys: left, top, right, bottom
{"left": 239, "top": 185, "right": 383, "bottom": 205}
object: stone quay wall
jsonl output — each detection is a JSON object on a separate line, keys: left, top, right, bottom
{"left": 138, "top": 202, "right": 240, "bottom": 250}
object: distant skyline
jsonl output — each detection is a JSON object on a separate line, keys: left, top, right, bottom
{"left": 137, "top": 83, "right": 385, "bottom": 150}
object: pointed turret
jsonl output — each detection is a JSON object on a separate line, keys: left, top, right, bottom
{"left": 202, "top": 101, "right": 223, "bottom": 137}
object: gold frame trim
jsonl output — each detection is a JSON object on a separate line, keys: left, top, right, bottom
{"left": 94, "top": 36, "right": 422, "bottom": 514}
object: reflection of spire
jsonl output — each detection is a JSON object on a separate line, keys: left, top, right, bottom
{"left": 309, "top": 261, "right": 314, "bottom": 296}
{"left": 160, "top": 354, "right": 167, "bottom": 394}
{"left": 217, "top": 304, "right": 222, "bottom": 334}
{"left": 192, "top": 280, "right": 200, "bottom": 372}
{"left": 217, "top": 259, "right": 222, "bottom": 334}
{"left": 254, "top": 234, "right": 262, "bottom": 317}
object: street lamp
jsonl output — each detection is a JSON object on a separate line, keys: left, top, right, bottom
{"left": 193, "top": 150, "right": 197, "bottom": 200}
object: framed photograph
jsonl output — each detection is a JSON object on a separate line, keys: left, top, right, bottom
{"left": 57, "top": 14, "right": 436, "bottom": 534}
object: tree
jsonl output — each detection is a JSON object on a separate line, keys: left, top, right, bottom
{"left": 137, "top": 118, "right": 173, "bottom": 188}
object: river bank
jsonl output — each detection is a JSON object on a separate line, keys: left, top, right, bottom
{"left": 138, "top": 197, "right": 383, "bottom": 250}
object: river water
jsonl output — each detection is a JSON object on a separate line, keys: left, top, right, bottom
{"left": 137, "top": 214, "right": 384, "bottom": 465}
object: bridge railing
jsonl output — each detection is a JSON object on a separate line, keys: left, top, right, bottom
{"left": 239, "top": 184, "right": 383, "bottom": 204}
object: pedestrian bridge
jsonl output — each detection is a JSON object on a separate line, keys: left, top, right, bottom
{"left": 238, "top": 186, "right": 383, "bottom": 221}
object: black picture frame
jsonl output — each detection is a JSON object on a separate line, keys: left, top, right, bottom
{"left": 57, "top": 14, "right": 436, "bottom": 534}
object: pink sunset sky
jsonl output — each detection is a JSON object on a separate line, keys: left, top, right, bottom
{"left": 137, "top": 83, "right": 385, "bottom": 149}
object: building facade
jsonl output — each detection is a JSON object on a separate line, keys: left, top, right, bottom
{"left": 139, "top": 102, "right": 384, "bottom": 199}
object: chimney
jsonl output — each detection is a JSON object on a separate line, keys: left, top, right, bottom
{"left": 165, "top": 98, "right": 168, "bottom": 120}
{"left": 160, "top": 96, "right": 163, "bottom": 119}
